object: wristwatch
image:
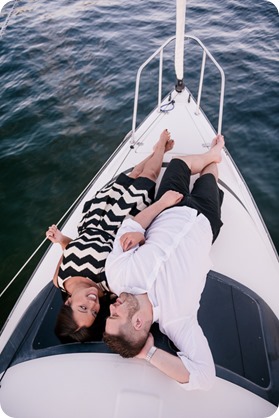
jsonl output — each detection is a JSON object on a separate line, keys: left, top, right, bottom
{"left": 145, "top": 346, "right": 157, "bottom": 362}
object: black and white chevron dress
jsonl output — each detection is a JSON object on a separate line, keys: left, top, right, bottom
{"left": 57, "top": 173, "right": 155, "bottom": 291}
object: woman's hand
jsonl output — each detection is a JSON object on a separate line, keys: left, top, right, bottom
{"left": 46, "top": 224, "right": 62, "bottom": 243}
{"left": 46, "top": 224, "right": 72, "bottom": 250}
{"left": 120, "top": 232, "right": 145, "bottom": 252}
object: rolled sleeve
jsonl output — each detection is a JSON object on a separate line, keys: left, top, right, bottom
{"left": 177, "top": 352, "right": 216, "bottom": 391}
{"left": 166, "top": 319, "right": 216, "bottom": 391}
{"left": 105, "top": 218, "right": 147, "bottom": 295}
{"left": 117, "top": 218, "right": 146, "bottom": 235}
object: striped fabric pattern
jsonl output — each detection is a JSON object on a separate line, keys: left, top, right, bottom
{"left": 57, "top": 174, "right": 155, "bottom": 290}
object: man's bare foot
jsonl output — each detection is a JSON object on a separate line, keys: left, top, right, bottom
{"left": 210, "top": 134, "right": 224, "bottom": 149}
{"left": 209, "top": 134, "right": 224, "bottom": 163}
{"left": 153, "top": 129, "right": 174, "bottom": 153}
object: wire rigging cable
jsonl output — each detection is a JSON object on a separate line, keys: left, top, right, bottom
{"left": 0, "top": 0, "right": 18, "bottom": 38}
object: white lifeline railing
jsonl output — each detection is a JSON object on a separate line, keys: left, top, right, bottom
{"left": 131, "top": 35, "right": 225, "bottom": 143}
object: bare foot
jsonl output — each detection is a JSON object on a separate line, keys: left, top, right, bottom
{"left": 210, "top": 134, "right": 224, "bottom": 149}
{"left": 153, "top": 129, "right": 174, "bottom": 153}
{"left": 165, "top": 139, "right": 174, "bottom": 152}
{"left": 209, "top": 134, "right": 224, "bottom": 163}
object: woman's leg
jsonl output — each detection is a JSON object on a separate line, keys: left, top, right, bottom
{"left": 129, "top": 129, "right": 174, "bottom": 181}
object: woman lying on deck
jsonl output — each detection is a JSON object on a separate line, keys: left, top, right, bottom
{"left": 46, "top": 130, "right": 174, "bottom": 342}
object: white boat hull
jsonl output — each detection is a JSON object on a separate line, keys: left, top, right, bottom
{"left": 1, "top": 354, "right": 277, "bottom": 418}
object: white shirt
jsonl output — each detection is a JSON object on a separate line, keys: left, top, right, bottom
{"left": 106, "top": 206, "right": 216, "bottom": 391}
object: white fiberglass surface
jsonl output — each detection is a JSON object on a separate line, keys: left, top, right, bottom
{"left": 0, "top": 354, "right": 277, "bottom": 418}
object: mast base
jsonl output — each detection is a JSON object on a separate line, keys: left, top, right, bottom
{"left": 175, "top": 78, "right": 185, "bottom": 93}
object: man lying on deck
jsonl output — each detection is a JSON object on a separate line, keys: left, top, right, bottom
{"left": 103, "top": 134, "right": 225, "bottom": 390}
{"left": 45, "top": 129, "right": 174, "bottom": 342}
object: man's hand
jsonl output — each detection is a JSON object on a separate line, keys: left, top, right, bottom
{"left": 120, "top": 232, "right": 145, "bottom": 252}
{"left": 158, "top": 190, "right": 184, "bottom": 208}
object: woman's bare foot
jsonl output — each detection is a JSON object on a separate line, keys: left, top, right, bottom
{"left": 129, "top": 130, "right": 174, "bottom": 180}
{"left": 165, "top": 139, "right": 174, "bottom": 152}
{"left": 153, "top": 129, "right": 174, "bottom": 153}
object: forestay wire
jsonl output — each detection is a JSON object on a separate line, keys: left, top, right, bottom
{"left": 0, "top": 0, "right": 18, "bottom": 38}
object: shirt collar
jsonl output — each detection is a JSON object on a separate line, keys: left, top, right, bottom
{"left": 152, "top": 305, "right": 160, "bottom": 323}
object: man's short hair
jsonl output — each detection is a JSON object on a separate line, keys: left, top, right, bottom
{"left": 103, "top": 320, "right": 149, "bottom": 358}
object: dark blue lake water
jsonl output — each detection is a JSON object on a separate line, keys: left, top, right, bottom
{"left": 0, "top": 0, "right": 278, "bottom": 326}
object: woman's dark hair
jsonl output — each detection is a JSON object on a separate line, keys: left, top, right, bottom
{"left": 55, "top": 293, "right": 115, "bottom": 343}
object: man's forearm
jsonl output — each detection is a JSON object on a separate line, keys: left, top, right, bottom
{"left": 147, "top": 348, "right": 190, "bottom": 384}
{"left": 133, "top": 190, "right": 183, "bottom": 230}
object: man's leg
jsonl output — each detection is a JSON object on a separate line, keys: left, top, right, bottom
{"left": 129, "top": 129, "right": 174, "bottom": 181}
{"left": 200, "top": 161, "right": 219, "bottom": 180}
{"left": 188, "top": 160, "right": 224, "bottom": 242}
{"left": 176, "top": 134, "right": 224, "bottom": 175}
{"left": 156, "top": 134, "right": 224, "bottom": 200}
{"left": 156, "top": 158, "right": 191, "bottom": 200}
